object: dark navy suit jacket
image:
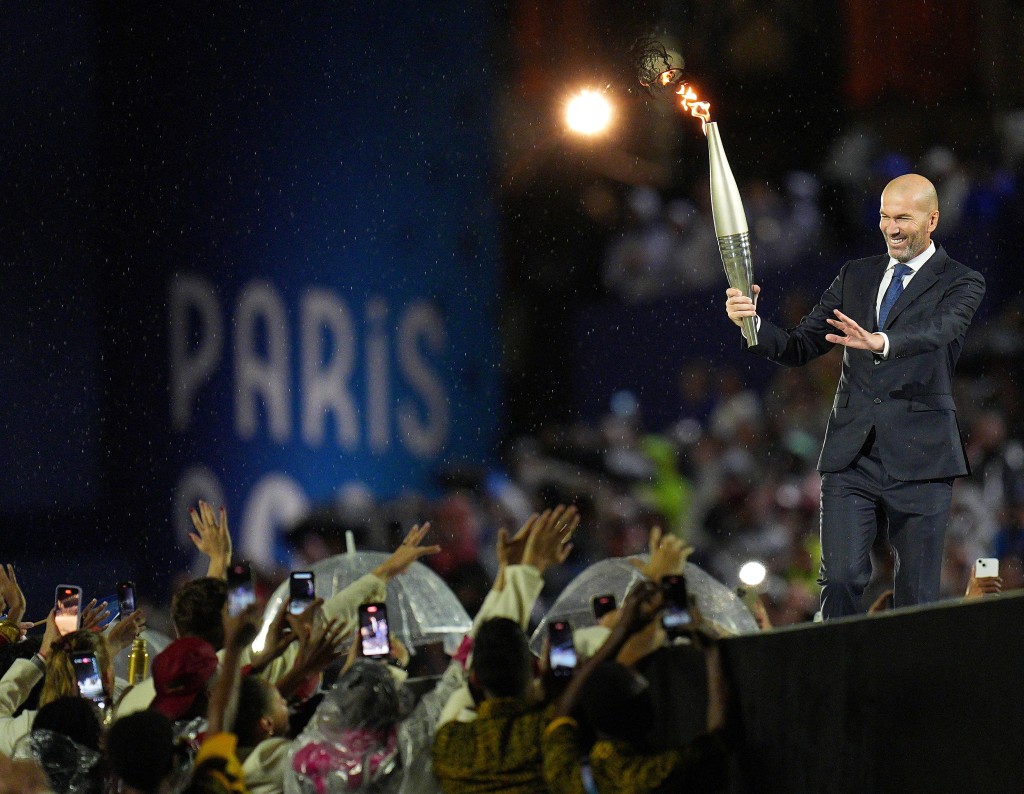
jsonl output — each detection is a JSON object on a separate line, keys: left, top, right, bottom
{"left": 749, "top": 245, "right": 985, "bottom": 481}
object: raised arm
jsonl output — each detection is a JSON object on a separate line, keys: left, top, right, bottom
{"left": 253, "top": 524, "right": 439, "bottom": 686}
{"left": 729, "top": 268, "right": 847, "bottom": 366}
{"left": 542, "top": 582, "right": 662, "bottom": 793}
{"left": 208, "top": 604, "right": 260, "bottom": 735}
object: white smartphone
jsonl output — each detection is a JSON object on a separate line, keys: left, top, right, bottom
{"left": 975, "top": 558, "right": 999, "bottom": 578}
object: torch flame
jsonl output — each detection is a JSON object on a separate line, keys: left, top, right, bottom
{"left": 676, "top": 84, "right": 712, "bottom": 135}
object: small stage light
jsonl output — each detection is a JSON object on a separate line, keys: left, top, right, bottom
{"left": 739, "top": 560, "right": 767, "bottom": 587}
{"left": 565, "top": 89, "right": 612, "bottom": 135}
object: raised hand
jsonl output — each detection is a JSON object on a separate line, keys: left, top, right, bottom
{"left": 633, "top": 526, "right": 692, "bottom": 585}
{"left": 107, "top": 608, "right": 146, "bottom": 653}
{"left": 249, "top": 596, "right": 326, "bottom": 674}
{"left": 521, "top": 505, "right": 579, "bottom": 575}
{"left": 189, "top": 500, "right": 233, "bottom": 579}
{"left": 292, "top": 616, "right": 346, "bottom": 678}
{"left": 79, "top": 599, "right": 110, "bottom": 632}
{"left": 497, "top": 515, "right": 536, "bottom": 569}
{"left": 825, "top": 309, "right": 885, "bottom": 352}
{"left": 0, "top": 565, "right": 26, "bottom": 625}
{"left": 372, "top": 523, "right": 441, "bottom": 581}
{"left": 616, "top": 580, "right": 664, "bottom": 637}
{"left": 39, "top": 610, "right": 60, "bottom": 660}
{"left": 222, "top": 603, "right": 262, "bottom": 652}
{"left": 965, "top": 563, "right": 1003, "bottom": 599}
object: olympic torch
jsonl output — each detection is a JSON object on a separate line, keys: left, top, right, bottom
{"left": 663, "top": 77, "right": 758, "bottom": 345}
{"left": 705, "top": 121, "right": 756, "bottom": 345}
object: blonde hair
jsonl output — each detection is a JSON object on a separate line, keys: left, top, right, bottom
{"left": 40, "top": 630, "right": 112, "bottom": 708}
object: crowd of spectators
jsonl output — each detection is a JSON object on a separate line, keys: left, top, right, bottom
{"left": 0, "top": 505, "right": 737, "bottom": 793}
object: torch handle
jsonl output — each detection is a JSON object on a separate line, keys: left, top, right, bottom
{"left": 717, "top": 231, "right": 758, "bottom": 347}
{"left": 741, "top": 316, "right": 758, "bottom": 348}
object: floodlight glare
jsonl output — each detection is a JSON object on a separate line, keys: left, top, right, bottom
{"left": 566, "top": 90, "right": 612, "bottom": 135}
{"left": 738, "top": 561, "right": 767, "bottom": 587}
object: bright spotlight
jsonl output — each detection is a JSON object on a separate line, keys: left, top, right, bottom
{"left": 739, "top": 561, "right": 767, "bottom": 587}
{"left": 566, "top": 89, "right": 612, "bottom": 135}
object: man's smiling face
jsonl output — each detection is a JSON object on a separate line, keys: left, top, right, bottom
{"left": 879, "top": 182, "right": 939, "bottom": 262}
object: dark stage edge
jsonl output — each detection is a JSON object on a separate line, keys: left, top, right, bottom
{"left": 709, "top": 592, "right": 1024, "bottom": 793}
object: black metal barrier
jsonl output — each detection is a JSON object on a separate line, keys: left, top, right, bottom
{"left": 637, "top": 592, "right": 1024, "bottom": 792}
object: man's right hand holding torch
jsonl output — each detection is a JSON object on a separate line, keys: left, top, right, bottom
{"left": 725, "top": 284, "right": 761, "bottom": 340}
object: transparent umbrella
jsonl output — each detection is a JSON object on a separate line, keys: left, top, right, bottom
{"left": 529, "top": 555, "right": 758, "bottom": 654}
{"left": 257, "top": 552, "right": 471, "bottom": 655}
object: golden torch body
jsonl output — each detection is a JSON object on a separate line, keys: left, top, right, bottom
{"left": 706, "top": 121, "right": 757, "bottom": 346}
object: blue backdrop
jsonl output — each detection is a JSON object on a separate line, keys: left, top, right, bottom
{"left": 1, "top": 3, "right": 501, "bottom": 597}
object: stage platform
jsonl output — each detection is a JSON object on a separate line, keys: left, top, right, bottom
{"left": 644, "top": 592, "right": 1024, "bottom": 792}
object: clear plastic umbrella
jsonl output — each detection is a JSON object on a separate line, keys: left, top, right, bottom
{"left": 258, "top": 552, "right": 471, "bottom": 655}
{"left": 529, "top": 556, "right": 758, "bottom": 654}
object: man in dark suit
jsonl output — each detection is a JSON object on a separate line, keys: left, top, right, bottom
{"left": 725, "top": 174, "right": 985, "bottom": 618}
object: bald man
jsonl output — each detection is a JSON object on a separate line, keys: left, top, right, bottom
{"left": 726, "top": 174, "right": 985, "bottom": 619}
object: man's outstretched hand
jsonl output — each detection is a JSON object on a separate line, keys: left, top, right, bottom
{"left": 825, "top": 310, "right": 885, "bottom": 353}
{"left": 372, "top": 523, "right": 441, "bottom": 581}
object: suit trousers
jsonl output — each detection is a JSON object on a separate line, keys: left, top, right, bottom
{"left": 818, "top": 429, "right": 953, "bottom": 619}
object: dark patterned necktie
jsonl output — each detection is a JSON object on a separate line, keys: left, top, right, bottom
{"left": 878, "top": 263, "right": 912, "bottom": 328}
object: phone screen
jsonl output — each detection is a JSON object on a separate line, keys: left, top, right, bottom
{"left": 226, "top": 562, "right": 256, "bottom": 617}
{"left": 358, "top": 602, "right": 391, "bottom": 658}
{"left": 592, "top": 593, "right": 617, "bottom": 620}
{"left": 71, "top": 651, "right": 107, "bottom": 707}
{"left": 289, "top": 571, "right": 315, "bottom": 616}
{"left": 55, "top": 585, "right": 82, "bottom": 636}
{"left": 548, "top": 620, "right": 577, "bottom": 677}
{"left": 117, "top": 581, "right": 136, "bottom": 618}
{"left": 661, "top": 574, "right": 692, "bottom": 633}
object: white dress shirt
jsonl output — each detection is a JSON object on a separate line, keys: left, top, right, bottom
{"left": 875, "top": 241, "right": 935, "bottom": 357}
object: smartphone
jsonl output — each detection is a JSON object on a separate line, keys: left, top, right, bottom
{"left": 55, "top": 585, "right": 83, "bottom": 636}
{"left": 975, "top": 558, "right": 999, "bottom": 578}
{"left": 661, "top": 574, "right": 692, "bottom": 635}
{"left": 547, "top": 620, "right": 577, "bottom": 677}
{"left": 226, "top": 561, "right": 256, "bottom": 617}
{"left": 358, "top": 602, "right": 391, "bottom": 658}
{"left": 117, "top": 581, "right": 137, "bottom": 619}
{"left": 288, "top": 571, "right": 315, "bottom": 616}
{"left": 591, "top": 593, "right": 617, "bottom": 621}
{"left": 70, "top": 650, "right": 108, "bottom": 710}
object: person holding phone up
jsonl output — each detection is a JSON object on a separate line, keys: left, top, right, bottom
{"left": 116, "top": 504, "right": 440, "bottom": 720}
{"left": 543, "top": 581, "right": 732, "bottom": 794}
{"left": 0, "top": 589, "right": 143, "bottom": 754}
